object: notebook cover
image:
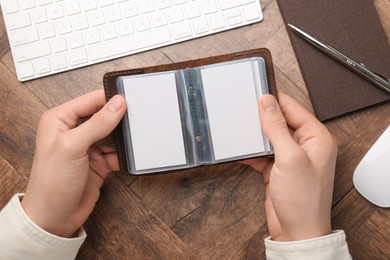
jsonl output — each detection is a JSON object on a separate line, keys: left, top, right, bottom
{"left": 277, "top": 0, "right": 390, "bottom": 121}
{"left": 103, "top": 48, "right": 278, "bottom": 172}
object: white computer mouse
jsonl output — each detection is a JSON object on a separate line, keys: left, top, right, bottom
{"left": 353, "top": 125, "right": 390, "bottom": 208}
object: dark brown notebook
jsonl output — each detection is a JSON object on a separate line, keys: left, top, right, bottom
{"left": 103, "top": 48, "right": 277, "bottom": 174}
{"left": 277, "top": 0, "right": 390, "bottom": 121}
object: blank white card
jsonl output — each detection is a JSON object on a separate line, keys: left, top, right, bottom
{"left": 123, "top": 73, "right": 187, "bottom": 171}
{"left": 200, "top": 61, "right": 265, "bottom": 161}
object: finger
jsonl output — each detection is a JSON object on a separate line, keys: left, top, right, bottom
{"left": 240, "top": 157, "right": 272, "bottom": 174}
{"left": 51, "top": 90, "right": 107, "bottom": 129}
{"left": 88, "top": 147, "right": 117, "bottom": 183}
{"left": 258, "top": 94, "right": 297, "bottom": 155}
{"left": 67, "top": 95, "right": 126, "bottom": 152}
{"left": 36, "top": 90, "right": 107, "bottom": 145}
{"left": 277, "top": 93, "right": 336, "bottom": 156}
{"left": 103, "top": 152, "right": 120, "bottom": 172}
{"left": 261, "top": 161, "right": 273, "bottom": 185}
{"left": 93, "top": 146, "right": 121, "bottom": 172}
{"left": 97, "top": 146, "right": 116, "bottom": 153}
{"left": 277, "top": 93, "right": 323, "bottom": 133}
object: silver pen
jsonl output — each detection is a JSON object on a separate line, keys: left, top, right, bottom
{"left": 288, "top": 24, "right": 390, "bottom": 94}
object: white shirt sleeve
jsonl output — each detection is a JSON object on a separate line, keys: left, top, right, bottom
{"left": 0, "top": 194, "right": 86, "bottom": 260}
{"left": 264, "top": 230, "right": 352, "bottom": 260}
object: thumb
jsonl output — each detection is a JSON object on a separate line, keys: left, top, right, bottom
{"left": 69, "top": 95, "right": 126, "bottom": 150}
{"left": 259, "top": 94, "right": 297, "bottom": 155}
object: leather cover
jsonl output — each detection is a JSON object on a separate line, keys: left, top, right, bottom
{"left": 277, "top": 0, "right": 390, "bottom": 121}
{"left": 103, "top": 48, "right": 278, "bottom": 172}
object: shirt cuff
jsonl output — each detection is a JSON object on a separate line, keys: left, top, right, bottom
{"left": 264, "top": 230, "right": 352, "bottom": 260}
{"left": 0, "top": 193, "right": 86, "bottom": 260}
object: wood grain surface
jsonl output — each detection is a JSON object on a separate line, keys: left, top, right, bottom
{"left": 0, "top": 1, "right": 389, "bottom": 259}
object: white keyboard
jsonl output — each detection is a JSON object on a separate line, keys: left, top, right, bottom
{"left": 1, "top": 0, "right": 263, "bottom": 81}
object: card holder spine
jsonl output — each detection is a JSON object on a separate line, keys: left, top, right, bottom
{"left": 182, "top": 69, "right": 213, "bottom": 166}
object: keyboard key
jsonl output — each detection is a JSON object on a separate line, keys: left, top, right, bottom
{"left": 242, "top": 4, "right": 261, "bottom": 21}
{"left": 7, "top": 12, "right": 32, "bottom": 30}
{"left": 68, "top": 49, "right": 88, "bottom": 65}
{"left": 209, "top": 13, "right": 226, "bottom": 30}
{"left": 51, "top": 36, "right": 68, "bottom": 53}
{"left": 98, "top": 0, "right": 114, "bottom": 8}
{"left": 225, "top": 8, "right": 241, "bottom": 19}
{"left": 134, "top": 16, "right": 151, "bottom": 32}
{"left": 121, "top": 2, "right": 139, "bottom": 18}
{"left": 18, "top": 62, "right": 35, "bottom": 78}
{"left": 105, "top": 6, "right": 122, "bottom": 22}
{"left": 10, "top": 27, "right": 39, "bottom": 46}
{"left": 68, "top": 32, "right": 85, "bottom": 48}
{"left": 200, "top": 0, "right": 218, "bottom": 15}
{"left": 156, "top": 0, "right": 172, "bottom": 10}
{"left": 72, "top": 14, "right": 89, "bottom": 31}
{"left": 89, "top": 10, "right": 106, "bottom": 26}
{"left": 218, "top": 0, "right": 255, "bottom": 10}
{"left": 185, "top": 3, "right": 201, "bottom": 19}
{"left": 64, "top": 0, "right": 81, "bottom": 16}
{"left": 34, "top": 58, "right": 51, "bottom": 74}
{"left": 168, "top": 7, "right": 184, "bottom": 23}
{"left": 174, "top": 0, "right": 189, "bottom": 4}
{"left": 139, "top": 0, "right": 155, "bottom": 14}
{"left": 81, "top": 0, "right": 98, "bottom": 11}
{"left": 227, "top": 15, "right": 243, "bottom": 26}
{"left": 117, "top": 21, "right": 134, "bottom": 36}
{"left": 101, "top": 24, "right": 118, "bottom": 40}
{"left": 55, "top": 19, "right": 73, "bottom": 35}
{"left": 20, "top": 0, "right": 36, "bottom": 10}
{"left": 88, "top": 27, "right": 171, "bottom": 61}
{"left": 226, "top": 8, "right": 243, "bottom": 26}
{"left": 2, "top": 0, "right": 20, "bottom": 14}
{"left": 192, "top": 17, "right": 209, "bottom": 34}
{"left": 37, "top": 0, "right": 53, "bottom": 6}
{"left": 84, "top": 28, "right": 102, "bottom": 44}
{"left": 151, "top": 12, "right": 168, "bottom": 28}
{"left": 48, "top": 4, "right": 65, "bottom": 20}
{"left": 38, "top": 23, "right": 56, "bottom": 38}
{"left": 172, "top": 22, "right": 192, "bottom": 39}
{"left": 31, "top": 8, "right": 49, "bottom": 24}
{"left": 14, "top": 41, "right": 51, "bottom": 62}
{"left": 51, "top": 54, "right": 68, "bottom": 70}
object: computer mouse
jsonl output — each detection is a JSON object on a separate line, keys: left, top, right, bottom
{"left": 353, "top": 125, "right": 390, "bottom": 208}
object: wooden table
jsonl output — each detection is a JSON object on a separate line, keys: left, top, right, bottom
{"left": 1, "top": 1, "right": 389, "bottom": 259}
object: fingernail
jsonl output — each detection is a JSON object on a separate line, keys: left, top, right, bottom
{"left": 261, "top": 95, "right": 277, "bottom": 112}
{"left": 107, "top": 95, "right": 123, "bottom": 113}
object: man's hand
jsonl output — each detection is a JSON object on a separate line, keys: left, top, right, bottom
{"left": 21, "top": 90, "right": 126, "bottom": 238}
{"left": 243, "top": 93, "right": 337, "bottom": 242}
